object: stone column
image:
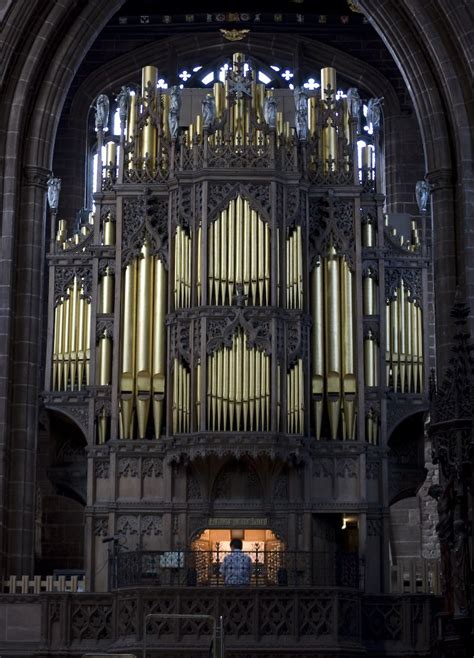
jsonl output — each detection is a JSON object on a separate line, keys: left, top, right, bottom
{"left": 5, "top": 165, "right": 49, "bottom": 575}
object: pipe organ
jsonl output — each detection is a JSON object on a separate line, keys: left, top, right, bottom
{"left": 45, "top": 53, "right": 429, "bottom": 452}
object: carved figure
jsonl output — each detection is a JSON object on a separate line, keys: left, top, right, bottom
{"left": 202, "top": 93, "right": 216, "bottom": 129}
{"left": 346, "top": 87, "right": 362, "bottom": 132}
{"left": 366, "top": 97, "right": 383, "bottom": 131}
{"left": 168, "top": 86, "right": 182, "bottom": 139}
{"left": 452, "top": 519, "right": 471, "bottom": 617}
{"left": 95, "top": 94, "right": 110, "bottom": 132}
{"left": 263, "top": 96, "right": 277, "bottom": 129}
{"left": 415, "top": 180, "right": 432, "bottom": 213}
{"left": 294, "top": 86, "right": 308, "bottom": 140}
{"left": 47, "top": 177, "right": 61, "bottom": 211}
{"left": 428, "top": 480, "right": 455, "bottom": 612}
{"left": 116, "top": 86, "right": 130, "bottom": 126}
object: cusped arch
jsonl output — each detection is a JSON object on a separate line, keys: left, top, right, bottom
{"left": 211, "top": 458, "right": 264, "bottom": 502}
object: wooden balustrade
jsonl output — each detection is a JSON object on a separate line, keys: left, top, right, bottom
{"left": 390, "top": 558, "right": 440, "bottom": 594}
{"left": 2, "top": 573, "right": 86, "bottom": 594}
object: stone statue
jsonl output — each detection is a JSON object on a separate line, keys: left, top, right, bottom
{"left": 428, "top": 480, "right": 455, "bottom": 612}
{"left": 95, "top": 94, "right": 110, "bottom": 132}
{"left": 116, "top": 86, "right": 130, "bottom": 126}
{"left": 263, "top": 96, "right": 277, "bottom": 129}
{"left": 47, "top": 177, "right": 61, "bottom": 211}
{"left": 346, "top": 87, "right": 362, "bottom": 132}
{"left": 415, "top": 180, "right": 432, "bottom": 213}
{"left": 168, "top": 86, "right": 181, "bottom": 139}
{"left": 202, "top": 93, "right": 216, "bottom": 130}
{"left": 452, "top": 519, "right": 471, "bottom": 617}
{"left": 294, "top": 86, "right": 308, "bottom": 140}
{"left": 366, "top": 97, "right": 383, "bottom": 131}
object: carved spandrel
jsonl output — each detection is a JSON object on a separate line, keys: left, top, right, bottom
{"left": 122, "top": 192, "right": 169, "bottom": 268}
{"left": 207, "top": 182, "right": 271, "bottom": 222}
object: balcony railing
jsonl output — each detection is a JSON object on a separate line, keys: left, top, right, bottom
{"left": 111, "top": 548, "right": 360, "bottom": 590}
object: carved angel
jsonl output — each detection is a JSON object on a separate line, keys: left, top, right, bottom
{"left": 346, "top": 87, "right": 362, "bottom": 132}
{"left": 47, "top": 177, "right": 61, "bottom": 211}
{"left": 202, "top": 93, "right": 216, "bottom": 129}
{"left": 168, "top": 85, "right": 182, "bottom": 139}
{"left": 116, "top": 86, "right": 130, "bottom": 126}
{"left": 95, "top": 94, "right": 110, "bottom": 132}
{"left": 294, "top": 86, "right": 308, "bottom": 140}
{"left": 263, "top": 96, "right": 277, "bottom": 128}
{"left": 366, "top": 96, "right": 384, "bottom": 131}
{"left": 415, "top": 180, "right": 432, "bottom": 213}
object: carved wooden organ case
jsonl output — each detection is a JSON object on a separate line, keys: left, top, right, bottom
{"left": 44, "top": 53, "right": 429, "bottom": 576}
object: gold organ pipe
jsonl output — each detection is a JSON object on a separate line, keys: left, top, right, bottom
{"left": 286, "top": 236, "right": 290, "bottom": 308}
{"left": 308, "top": 96, "right": 318, "bottom": 138}
{"left": 236, "top": 332, "right": 243, "bottom": 429}
{"left": 172, "top": 358, "right": 178, "bottom": 433}
{"left": 62, "top": 293, "right": 71, "bottom": 389}
{"left": 266, "top": 354, "right": 271, "bottom": 430}
{"left": 223, "top": 346, "right": 229, "bottom": 430}
{"left": 121, "top": 262, "right": 137, "bottom": 438}
{"left": 228, "top": 201, "right": 235, "bottom": 302}
{"left": 399, "top": 281, "right": 407, "bottom": 393}
{"left": 99, "top": 334, "right": 112, "bottom": 386}
{"left": 216, "top": 348, "right": 223, "bottom": 430}
{"left": 152, "top": 257, "right": 166, "bottom": 438}
{"left": 187, "top": 230, "right": 192, "bottom": 307}
{"left": 258, "top": 217, "right": 264, "bottom": 304}
{"left": 127, "top": 92, "right": 137, "bottom": 169}
{"left": 391, "top": 293, "right": 399, "bottom": 392}
{"left": 196, "top": 361, "right": 201, "bottom": 428}
{"left": 141, "top": 66, "right": 158, "bottom": 161}
{"left": 276, "top": 363, "right": 281, "bottom": 432}
{"left": 364, "top": 332, "right": 375, "bottom": 387}
{"left": 341, "top": 260, "right": 355, "bottom": 439}
{"left": 255, "top": 344, "right": 261, "bottom": 430}
{"left": 251, "top": 209, "right": 258, "bottom": 302}
{"left": 162, "top": 92, "right": 170, "bottom": 139}
{"left": 243, "top": 202, "right": 250, "bottom": 297}
{"left": 297, "top": 226, "right": 303, "bottom": 309}
{"left": 84, "top": 300, "right": 91, "bottom": 386}
{"left": 311, "top": 261, "right": 324, "bottom": 440}
{"left": 411, "top": 299, "right": 418, "bottom": 393}
{"left": 321, "top": 67, "right": 337, "bottom": 172}
{"left": 385, "top": 300, "right": 391, "bottom": 387}
{"left": 208, "top": 222, "right": 214, "bottom": 303}
{"left": 77, "top": 292, "right": 85, "bottom": 390}
{"left": 326, "top": 247, "right": 341, "bottom": 439}
{"left": 211, "top": 350, "right": 217, "bottom": 429}
{"left": 135, "top": 250, "right": 153, "bottom": 435}
{"left": 362, "top": 218, "right": 375, "bottom": 247}
{"left": 417, "top": 305, "right": 423, "bottom": 391}
{"left": 264, "top": 223, "right": 270, "bottom": 303}
{"left": 220, "top": 209, "right": 227, "bottom": 304}
{"left": 52, "top": 304, "right": 59, "bottom": 389}
{"left": 242, "top": 340, "right": 249, "bottom": 431}
{"left": 248, "top": 344, "right": 255, "bottom": 430}
{"left": 105, "top": 141, "right": 117, "bottom": 173}
{"left": 405, "top": 293, "right": 413, "bottom": 392}
{"left": 127, "top": 93, "right": 137, "bottom": 143}
{"left": 236, "top": 197, "right": 243, "bottom": 288}
{"left": 214, "top": 217, "right": 221, "bottom": 303}
{"left": 213, "top": 82, "right": 224, "bottom": 118}
{"left": 174, "top": 226, "right": 180, "bottom": 308}
{"left": 197, "top": 223, "right": 202, "bottom": 305}
{"left": 69, "top": 277, "right": 79, "bottom": 389}
{"left": 363, "top": 270, "right": 376, "bottom": 315}
{"left": 298, "top": 359, "right": 304, "bottom": 433}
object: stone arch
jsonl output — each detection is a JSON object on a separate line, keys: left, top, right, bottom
{"left": 388, "top": 411, "right": 427, "bottom": 505}
{"left": 211, "top": 458, "right": 264, "bottom": 502}
{"left": 0, "top": 0, "right": 471, "bottom": 576}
